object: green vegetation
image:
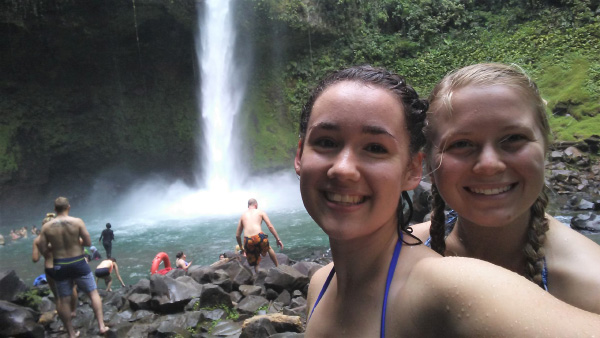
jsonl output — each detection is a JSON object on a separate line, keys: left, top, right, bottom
{"left": 245, "top": 0, "right": 600, "bottom": 160}
{"left": 1, "top": 0, "right": 598, "bottom": 186}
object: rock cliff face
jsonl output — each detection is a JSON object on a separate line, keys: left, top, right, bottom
{"left": 0, "top": 1, "right": 204, "bottom": 219}
{"left": 0, "top": 1, "right": 301, "bottom": 221}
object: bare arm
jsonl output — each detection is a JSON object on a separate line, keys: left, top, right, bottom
{"left": 405, "top": 257, "right": 600, "bottom": 337}
{"left": 113, "top": 263, "right": 125, "bottom": 287}
{"left": 79, "top": 221, "right": 92, "bottom": 247}
{"left": 32, "top": 237, "right": 41, "bottom": 263}
{"left": 38, "top": 227, "right": 49, "bottom": 256}
{"left": 235, "top": 218, "right": 244, "bottom": 252}
{"left": 262, "top": 212, "right": 283, "bottom": 249}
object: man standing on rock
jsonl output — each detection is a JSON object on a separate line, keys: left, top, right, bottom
{"left": 236, "top": 198, "right": 284, "bottom": 273}
{"left": 39, "top": 197, "right": 108, "bottom": 337}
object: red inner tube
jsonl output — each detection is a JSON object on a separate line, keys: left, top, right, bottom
{"left": 150, "top": 252, "right": 172, "bottom": 275}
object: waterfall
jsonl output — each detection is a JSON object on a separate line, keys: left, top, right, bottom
{"left": 113, "top": 0, "right": 303, "bottom": 220}
{"left": 196, "top": 0, "right": 244, "bottom": 191}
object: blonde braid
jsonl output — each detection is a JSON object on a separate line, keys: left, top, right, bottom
{"left": 429, "top": 184, "right": 447, "bottom": 255}
{"left": 523, "top": 189, "right": 550, "bottom": 289}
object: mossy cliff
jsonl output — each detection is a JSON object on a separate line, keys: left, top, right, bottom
{"left": 1, "top": 0, "right": 599, "bottom": 220}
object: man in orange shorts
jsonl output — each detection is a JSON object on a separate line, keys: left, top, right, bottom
{"left": 236, "top": 198, "right": 284, "bottom": 273}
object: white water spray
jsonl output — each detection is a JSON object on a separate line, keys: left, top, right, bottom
{"left": 111, "top": 0, "right": 302, "bottom": 222}
{"left": 197, "top": 0, "right": 244, "bottom": 191}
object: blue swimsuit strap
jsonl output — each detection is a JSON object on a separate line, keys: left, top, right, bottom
{"left": 308, "top": 235, "right": 403, "bottom": 338}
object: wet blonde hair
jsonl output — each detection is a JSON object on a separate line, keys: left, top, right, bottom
{"left": 42, "top": 212, "right": 56, "bottom": 225}
{"left": 424, "top": 63, "right": 551, "bottom": 289}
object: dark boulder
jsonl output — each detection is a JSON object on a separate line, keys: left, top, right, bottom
{"left": 0, "top": 300, "right": 44, "bottom": 338}
{"left": 265, "top": 265, "right": 310, "bottom": 293}
{"left": 0, "top": 269, "right": 28, "bottom": 302}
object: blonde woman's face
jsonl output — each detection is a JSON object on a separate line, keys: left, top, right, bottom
{"left": 428, "top": 85, "right": 545, "bottom": 228}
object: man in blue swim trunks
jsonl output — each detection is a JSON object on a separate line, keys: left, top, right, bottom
{"left": 39, "top": 197, "right": 109, "bottom": 337}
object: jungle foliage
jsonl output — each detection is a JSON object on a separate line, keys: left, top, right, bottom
{"left": 242, "top": 0, "right": 600, "bottom": 159}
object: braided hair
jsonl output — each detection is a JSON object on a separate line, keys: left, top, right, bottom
{"left": 299, "top": 65, "right": 428, "bottom": 243}
{"left": 424, "top": 63, "right": 551, "bottom": 288}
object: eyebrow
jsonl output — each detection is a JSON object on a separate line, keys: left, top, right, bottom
{"left": 309, "top": 122, "right": 396, "bottom": 139}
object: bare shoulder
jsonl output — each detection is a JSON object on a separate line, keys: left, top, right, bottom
{"left": 409, "top": 221, "right": 431, "bottom": 242}
{"left": 403, "top": 256, "right": 600, "bottom": 336}
{"left": 545, "top": 215, "right": 600, "bottom": 313}
{"left": 306, "top": 262, "right": 333, "bottom": 309}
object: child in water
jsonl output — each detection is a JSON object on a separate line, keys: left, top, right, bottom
{"left": 296, "top": 65, "right": 600, "bottom": 337}
{"left": 413, "top": 63, "right": 600, "bottom": 313}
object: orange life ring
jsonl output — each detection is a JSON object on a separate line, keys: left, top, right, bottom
{"left": 150, "top": 252, "right": 172, "bottom": 275}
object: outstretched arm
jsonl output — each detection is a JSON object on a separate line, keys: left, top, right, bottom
{"left": 263, "top": 212, "right": 283, "bottom": 249}
{"left": 235, "top": 219, "right": 244, "bottom": 253}
{"left": 114, "top": 263, "right": 125, "bottom": 287}
{"left": 405, "top": 257, "right": 600, "bottom": 337}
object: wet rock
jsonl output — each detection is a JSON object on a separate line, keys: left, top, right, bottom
{"left": 130, "top": 309, "right": 158, "bottom": 323}
{"left": 577, "top": 199, "right": 595, "bottom": 210}
{"left": 266, "top": 288, "right": 279, "bottom": 301}
{"left": 166, "top": 268, "right": 187, "bottom": 279}
{"left": 0, "top": 269, "right": 28, "bottom": 302}
{"left": 199, "top": 307, "right": 226, "bottom": 321}
{"left": 291, "top": 261, "right": 323, "bottom": 278}
{"left": 153, "top": 311, "right": 204, "bottom": 337}
{"left": 570, "top": 213, "right": 600, "bottom": 232}
{"left": 210, "top": 269, "right": 233, "bottom": 292}
{"left": 237, "top": 295, "right": 269, "bottom": 315}
{"left": 126, "top": 322, "right": 160, "bottom": 337}
{"left": 239, "top": 285, "right": 262, "bottom": 297}
{"left": 290, "top": 296, "right": 307, "bottom": 309}
{"left": 240, "top": 316, "right": 277, "bottom": 338}
{"left": 150, "top": 274, "right": 203, "bottom": 313}
{"left": 230, "top": 290, "right": 243, "bottom": 303}
{"left": 564, "top": 146, "right": 583, "bottom": 162}
{"left": 127, "top": 278, "right": 151, "bottom": 296}
{"left": 210, "top": 319, "right": 242, "bottom": 336}
{"left": 128, "top": 293, "right": 152, "bottom": 311}
{"left": 198, "top": 283, "right": 232, "bottom": 308}
{"left": 265, "top": 265, "right": 310, "bottom": 293}
{"left": 275, "top": 290, "right": 291, "bottom": 306}
{"left": 0, "top": 300, "right": 44, "bottom": 338}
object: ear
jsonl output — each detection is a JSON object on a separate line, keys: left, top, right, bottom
{"left": 294, "top": 139, "right": 304, "bottom": 175}
{"left": 403, "top": 152, "right": 424, "bottom": 191}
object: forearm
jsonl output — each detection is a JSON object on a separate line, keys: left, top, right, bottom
{"left": 236, "top": 236, "right": 243, "bottom": 249}
{"left": 268, "top": 226, "right": 280, "bottom": 241}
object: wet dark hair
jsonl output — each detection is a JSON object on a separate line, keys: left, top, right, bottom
{"left": 110, "top": 257, "right": 117, "bottom": 262}
{"left": 106, "top": 223, "right": 112, "bottom": 229}
{"left": 298, "top": 65, "right": 428, "bottom": 243}
{"left": 176, "top": 251, "right": 184, "bottom": 259}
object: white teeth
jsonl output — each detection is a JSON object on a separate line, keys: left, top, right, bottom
{"left": 326, "top": 193, "right": 364, "bottom": 204}
{"left": 470, "top": 185, "right": 512, "bottom": 195}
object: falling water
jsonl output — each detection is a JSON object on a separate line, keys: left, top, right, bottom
{"left": 109, "top": 0, "right": 302, "bottom": 220}
{"left": 196, "top": 0, "right": 244, "bottom": 191}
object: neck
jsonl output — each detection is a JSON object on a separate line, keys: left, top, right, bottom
{"left": 328, "top": 223, "right": 399, "bottom": 294}
{"left": 447, "top": 212, "right": 530, "bottom": 274}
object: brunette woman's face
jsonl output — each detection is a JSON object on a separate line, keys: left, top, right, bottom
{"left": 294, "top": 81, "right": 422, "bottom": 241}
{"left": 428, "top": 85, "right": 546, "bottom": 228}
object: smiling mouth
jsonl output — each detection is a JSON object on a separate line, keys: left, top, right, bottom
{"left": 467, "top": 184, "right": 515, "bottom": 196}
{"left": 325, "top": 192, "right": 365, "bottom": 205}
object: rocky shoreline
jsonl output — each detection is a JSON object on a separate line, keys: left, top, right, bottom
{"left": 1, "top": 138, "right": 598, "bottom": 338}
{"left": 0, "top": 251, "right": 329, "bottom": 338}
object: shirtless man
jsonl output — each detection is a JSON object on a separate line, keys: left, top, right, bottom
{"left": 38, "top": 197, "right": 108, "bottom": 337}
{"left": 235, "top": 198, "right": 284, "bottom": 273}
{"left": 94, "top": 258, "right": 125, "bottom": 292}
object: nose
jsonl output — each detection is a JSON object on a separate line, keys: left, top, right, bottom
{"left": 327, "top": 147, "right": 360, "bottom": 182}
{"left": 473, "top": 144, "right": 506, "bottom": 175}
